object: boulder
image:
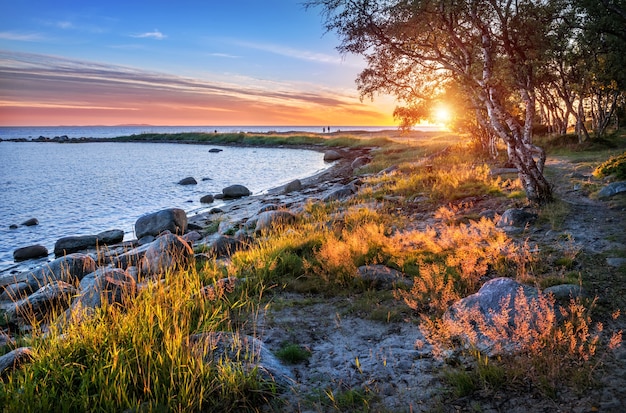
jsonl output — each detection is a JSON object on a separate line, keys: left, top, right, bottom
{"left": 178, "top": 176, "right": 198, "bottom": 185}
{"left": 208, "top": 148, "right": 223, "bottom": 153}
{"left": 1, "top": 281, "right": 77, "bottom": 325}
{"left": 139, "top": 232, "right": 194, "bottom": 276}
{"left": 254, "top": 210, "right": 297, "bottom": 233}
{"left": 73, "top": 268, "right": 137, "bottom": 310}
{"left": 322, "top": 184, "right": 357, "bottom": 202}
{"left": 0, "top": 347, "right": 33, "bottom": 378}
{"left": 20, "top": 218, "right": 39, "bottom": 227}
{"left": 54, "top": 229, "right": 124, "bottom": 256}
{"left": 356, "top": 265, "right": 413, "bottom": 290}
{"left": 188, "top": 332, "right": 294, "bottom": 388}
{"left": 13, "top": 245, "right": 48, "bottom": 261}
{"left": 444, "top": 277, "right": 555, "bottom": 356}
{"left": 283, "top": 179, "right": 302, "bottom": 194}
{"left": 543, "top": 284, "right": 585, "bottom": 303}
{"left": 200, "top": 194, "right": 214, "bottom": 204}
{"left": 222, "top": 184, "right": 251, "bottom": 199}
{"left": 598, "top": 181, "right": 626, "bottom": 199}
{"left": 323, "top": 150, "right": 342, "bottom": 161}
{"left": 496, "top": 208, "right": 537, "bottom": 228}
{"left": 135, "top": 208, "right": 187, "bottom": 239}
{"left": 0, "top": 253, "right": 96, "bottom": 292}
{"left": 0, "top": 282, "right": 33, "bottom": 302}
{"left": 205, "top": 235, "right": 245, "bottom": 258}
{"left": 351, "top": 155, "right": 371, "bottom": 169}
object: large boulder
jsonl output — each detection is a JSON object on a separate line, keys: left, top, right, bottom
{"left": 254, "top": 210, "right": 297, "bottom": 233}
{"left": 204, "top": 235, "right": 246, "bottom": 258}
{"left": 444, "top": 278, "right": 555, "bottom": 356}
{"left": 13, "top": 245, "right": 48, "bottom": 261}
{"left": 135, "top": 208, "right": 187, "bottom": 239}
{"left": 0, "top": 347, "right": 33, "bottom": 378}
{"left": 323, "top": 150, "right": 342, "bottom": 161}
{"left": 598, "top": 181, "right": 626, "bottom": 199}
{"left": 188, "top": 332, "right": 294, "bottom": 388}
{"left": 0, "top": 253, "right": 96, "bottom": 292}
{"left": 200, "top": 194, "right": 214, "bottom": 204}
{"left": 139, "top": 232, "right": 194, "bottom": 276}
{"left": 322, "top": 184, "right": 357, "bottom": 202}
{"left": 496, "top": 208, "right": 537, "bottom": 229}
{"left": 283, "top": 179, "right": 302, "bottom": 194}
{"left": 222, "top": 184, "right": 251, "bottom": 199}
{"left": 0, "top": 281, "right": 77, "bottom": 325}
{"left": 72, "top": 268, "right": 137, "bottom": 310}
{"left": 356, "top": 265, "right": 413, "bottom": 290}
{"left": 53, "top": 229, "right": 124, "bottom": 256}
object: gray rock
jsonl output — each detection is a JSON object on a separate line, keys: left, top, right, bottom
{"left": 200, "top": 194, "right": 214, "bottom": 204}
{"left": 205, "top": 235, "right": 245, "bottom": 258}
{"left": 351, "top": 155, "right": 371, "bottom": 169}
{"left": 543, "top": 284, "right": 585, "bottom": 302}
{"left": 1, "top": 281, "right": 76, "bottom": 325}
{"left": 53, "top": 229, "right": 124, "bottom": 256}
{"left": 379, "top": 165, "right": 399, "bottom": 175}
{"left": 598, "top": 181, "right": 626, "bottom": 199}
{"left": 0, "top": 347, "right": 33, "bottom": 377}
{"left": 178, "top": 176, "right": 198, "bottom": 185}
{"left": 222, "top": 184, "right": 251, "bottom": 199}
{"left": 607, "top": 257, "right": 626, "bottom": 268}
{"left": 323, "top": 150, "right": 342, "bottom": 161}
{"left": 322, "top": 184, "right": 357, "bottom": 202}
{"left": 9, "top": 224, "right": 18, "bottom": 230}
{"left": 445, "top": 278, "right": 552, "bottom": 356}
{"left": 208, "top": 148, "right": 223, "bottom": 153}
{"left": 283, "top": 179, "right": 302, "bottom": 194}
{"left": 20, "top": 218, "right": 39, "bottom": 227}
{"left": 135, "top": 208, "right": 187, "bottom": 239}
{"left": 0, "top": 253, "right": 96, "bottom": 292}
{"left": 0, "top": 282, "right": 33, "bottom": 302}
{"left": 188, "top": 332, "right": 294, "bottom": 388}
{"left": 139, "top": 232, "right": 194, "bottom": 276}
{"left": 73, "top": 268, "right": 137, "bottom": 310}
{"left": 254, "top": 210, "right": 297, "bottom": 233}
{"left": 356, "top": 265, "right": 413, "bottom": 289}
{"left": 496, "top": 208, "right": 537, "bottom": 228}
{"left": 13, "top": 245, "right": 48, "bottom": 261}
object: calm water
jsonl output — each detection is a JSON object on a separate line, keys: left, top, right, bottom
{"left": 0, "top": 141, "right": 328, "bottom": 272}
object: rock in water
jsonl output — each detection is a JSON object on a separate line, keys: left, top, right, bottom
{"left": 13, "top": 245, "right": 48, "bottom": 261}
{"left": 222, "top": 184, "right": 251, "bottom": 199}
{"left": 178, "top": 176, "right": 198, "bottom": 185}
{"left": 323, "top": 150, "right": 342, "bottom": 161}
{"left": 135, "top": 208, "right": 187, "bottom": 239}
{"left": 20, "top": 218, "right": 39, "bottom": 226}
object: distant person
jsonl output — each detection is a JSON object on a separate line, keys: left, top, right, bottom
{"left": 327, "top": 127, "right": 331, "bottom": 133}
{"left": 323, "top": 127, "right": 326, "bottom": 133}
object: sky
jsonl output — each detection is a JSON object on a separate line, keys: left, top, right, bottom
{"left": 0, "top": 0, "right": 397, "bottom": 127}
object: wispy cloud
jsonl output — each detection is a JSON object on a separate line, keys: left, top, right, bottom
{"left": 131, "top": 30, "right": 166, "bottom": 40}
{"left": 232, "top": 39, "right": 345, "bottom": 65}
{"left": 0, "top": 31, "right": 44, "bottom": 42}
{"left": 0, "top": 51, "right": 391, "bottom": 126}
{"left": 207, "top": 52, "right": 240, "bottom": 59}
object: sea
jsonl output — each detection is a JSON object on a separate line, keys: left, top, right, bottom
{"left": 0, "top": 125, "right": 397, "bottom": 273}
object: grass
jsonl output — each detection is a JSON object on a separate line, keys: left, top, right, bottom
{"left": 1, "top": 129, "right": 624, "bottom": 411}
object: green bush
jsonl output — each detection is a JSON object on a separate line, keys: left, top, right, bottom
{"left": 593, "top": 151, "right": 626, "bottom": 179}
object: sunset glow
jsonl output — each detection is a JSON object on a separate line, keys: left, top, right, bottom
{"left": 0, "top": 1, "right": 396, "bottom": 127}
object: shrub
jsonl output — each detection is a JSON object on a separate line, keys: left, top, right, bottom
{"left": 593, "top": 151, "right": 626, "bottom": 180}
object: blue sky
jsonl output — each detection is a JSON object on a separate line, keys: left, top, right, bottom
{"left": 0, "top": 0, "right": 396, "bottom": 126}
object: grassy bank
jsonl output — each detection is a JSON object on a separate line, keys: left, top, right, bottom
{"left": 1, "top": 130, "right": 624, "bottom": 411}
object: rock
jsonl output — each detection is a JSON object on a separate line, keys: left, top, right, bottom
{"left": 208, "top": 148, "right": 223, "bottom": 153}
{"left": 543, "top": 284, "right": 585, "bottom": 303}
{"left": 135, "top": 208, "right": 187, "bottom": 239}
{"left": 72, "top": 268, "right": 137, "bottom": 310}
{"left": 222, "top": 184, "right": 251, "bottom": 199}
{"left": 205, "top": 235, "right": 245, "bottom": 258}
{"left": 379, "top": 165, "right": 399, "bottom": 175}
{"left": 598, "top": 181, "right": 626, "bottom": 199}
{"left": 20, "top": 218, "right": 39, "bottom": 227}
{"left": 199, "top": 277, "right": 242, "bottom": 300}
{"left": 182, "top": 231, "right": 203, "bottom": 243}
{"left": 0, "top": 253, "right": 96, "bottom": 292}
{"left": 607, "top": 257, "right": 626, "bottom": 268}
{"left": 323, "top": 150, "right": 342, "bottom": 161}
{"left": 0, "top": 282, "right": 33, "bottom": 302}
{"left": 1, "top": 281, "right": 77, "bottom": 325}
{"left": 283, "top": 179, "right": 302, "bottom": 194}
{"left": 13, "top": 245, "right": 48, "bottom": 261}
{"left": 53, "top": 229, "right": 124, "bottom": 256}
{"left": 200, "top": 194, "right": 214, "bottom": 204}
{"left": 178, "top": 176, "right": 198, "bottom": 185}
{"left": 9, "top": 224, "right": 18, "bottom": 230}
{"left": 254, "top": 210, "right": 297, "bottom": 233}
{"left": 322, "top": 184, "right": 357, "bottom": 202}
{"left": 444, "top": 278, "right": 554, "bottom": 356}
{"left": 351, "top": 155, "right": 371, "bottom": 169}
{"left": 479, "top": 210, "right": 497, "bottom": 220}
{"left": 0, "top": 347, "right": 33, "bottom": 377}
{"left": 496, "top": 208, "right": 537, "bottom": 228}
{"left": 356, "top": 265, "right": 413, "bottom": 290}
{"left": 139, "top": 232, "right": 194, "bottom": 276}
{"left": 188, "top": 332, "right": 294, "bottom": 388}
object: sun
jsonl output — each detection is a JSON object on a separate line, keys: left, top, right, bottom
{"left": 433, "top": 105, "right": 452, "bottom": 124}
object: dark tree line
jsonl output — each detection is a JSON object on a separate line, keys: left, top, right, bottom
{"left": 306, "top": 0, "right": 626, "bottom": 204}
